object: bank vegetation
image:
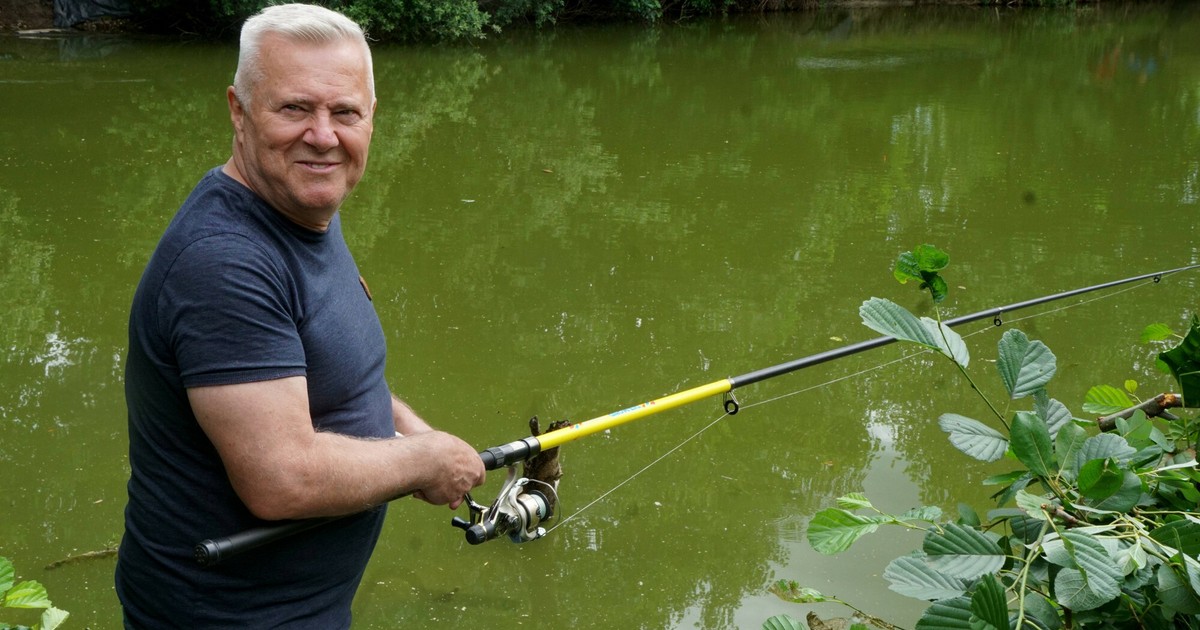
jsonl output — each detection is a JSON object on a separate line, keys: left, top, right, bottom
{"left": 119, "top": 0, "right": 1090, "bottom": 41}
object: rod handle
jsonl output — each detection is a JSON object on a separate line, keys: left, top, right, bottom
{"left": 478, "top": 437, "right": 541, "bottom": 470}
{"left": 194, "top": 517, "right": 337, "bottom": 567}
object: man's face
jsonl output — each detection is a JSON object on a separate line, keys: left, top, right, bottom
{"left": 228, "top": 35, "right": 375, "bottom": 229}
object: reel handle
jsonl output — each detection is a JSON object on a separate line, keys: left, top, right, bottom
{"left": 451, "top": 516, "right": 496, "bottom": 545}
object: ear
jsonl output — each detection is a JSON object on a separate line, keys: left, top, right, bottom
{"left": 227, "top": 86, "right": 245, "bottom": 135}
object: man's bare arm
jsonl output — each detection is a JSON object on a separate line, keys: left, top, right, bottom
{"left": 391, "top": 395, "right": 433, "bottom": 436}
{"left": 189, "top": 376, "right": 485, "bottom": 521}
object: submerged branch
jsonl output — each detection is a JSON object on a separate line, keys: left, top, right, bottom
{"left": 44, "top": 546, "right": 118, "bottom": 571}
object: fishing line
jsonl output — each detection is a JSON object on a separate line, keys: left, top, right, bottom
{"left": 546, "top": 352, "right": 926, "bottom": 534}
{"left": 546, "top": 275, "right": 1175, "bottom": 535}
{"left": 981, "top": 277, "right": 1154, "bottom": 329}
{"left": 545, "top": 410, "right": 732, "bottom": 535}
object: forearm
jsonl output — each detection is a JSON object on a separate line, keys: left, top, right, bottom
{"left": 259, "top": 431, "right": 443, "bottom": 519}
{"left": 192, "top": 378, "right": 484, "bottom": 521}
{"left": 391, "top": 394, "right": 434, "bottom": 435}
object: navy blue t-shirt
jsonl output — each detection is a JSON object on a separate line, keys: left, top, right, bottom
{"left": 117, "top": 167, "right": 395, "bottom": 628}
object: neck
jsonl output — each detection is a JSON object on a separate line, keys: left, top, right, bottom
{"left": 220, "top": 158, "right": 333, "bottom": 233}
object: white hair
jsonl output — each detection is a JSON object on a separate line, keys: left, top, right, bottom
{"left": 233, "top": 3, "right": 375, "bottom": 105}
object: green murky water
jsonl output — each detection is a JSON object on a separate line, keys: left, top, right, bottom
{"left": 1, "top": 4, "right": 1198, "bottom": 628}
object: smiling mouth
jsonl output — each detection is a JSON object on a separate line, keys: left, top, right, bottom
{"left": 298, "top": 161, "right": 340, "bottom": 172}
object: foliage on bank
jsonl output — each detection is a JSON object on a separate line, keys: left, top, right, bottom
{"left": 129, "top": 0, "right": 739, "bottom": 41}
{"left": 767, "top": 246, "right": 1200, "bottom": 629}
{"left": 125, "top": 0, "right": 1082, "bottom": 42}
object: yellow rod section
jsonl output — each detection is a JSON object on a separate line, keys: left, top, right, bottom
{"left": 535, "top": 378, "right": 734, "bottom": 450}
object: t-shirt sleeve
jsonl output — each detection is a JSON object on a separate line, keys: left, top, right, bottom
{"left": 158, "top": 233, "right": 308, "bottom": 388}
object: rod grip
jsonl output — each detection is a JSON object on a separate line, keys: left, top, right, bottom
{"left": 478, "top": 437, "right": 541, "bottom": 470}
{"left": 194, "top": 518, "right": 336, "bottom": 567}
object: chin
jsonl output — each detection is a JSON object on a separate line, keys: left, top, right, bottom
{"left": 297, "top": 188, "right": 349, "bottom": 211}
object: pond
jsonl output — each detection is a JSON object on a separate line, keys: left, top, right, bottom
{"left": 1, "top": 3, "right": 1198, "bottom": 628}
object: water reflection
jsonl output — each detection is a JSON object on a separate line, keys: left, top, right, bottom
{"left": 0, "top": 4, "right": 1198, "bottom": 628}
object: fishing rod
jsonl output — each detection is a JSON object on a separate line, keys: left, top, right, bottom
{"left": 194, "top": 263, "right": 1199, "bottom": 566}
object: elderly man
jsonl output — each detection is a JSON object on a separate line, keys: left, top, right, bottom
{"left": 116, "top": 4, "right": 486, "bottom": 627}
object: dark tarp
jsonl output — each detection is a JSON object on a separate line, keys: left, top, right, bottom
{"left": 54, "top": 0, "right": 133, "bottom": 28}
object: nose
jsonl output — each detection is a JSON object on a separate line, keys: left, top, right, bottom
{"left": 304, "top": 111, "right": 339, "bottom": 152}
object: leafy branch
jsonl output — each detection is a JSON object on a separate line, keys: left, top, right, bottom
{"left": 766, "top": 246, "right": 1200, "bottom": 630}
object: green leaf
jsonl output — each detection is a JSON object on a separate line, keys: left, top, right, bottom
{"left": 939, "top": 414, "right": 1008, "bottom": 462}
{"left": 913, "top": 244, "right": 950, "bottom": 272}
{"left": 836, "top": 493, "right": 873, "bottom": 510}
{"left": 1113, "top": 539, "right": 1148, "bottom": 576}
{"left": 1046, "top": 531, "right": 1122, "bottom": 610}
{"left": 1076, "top": 434, "right": 1137, "bottom": 467}
{"left": 1156, "top": 356, "right": 1173, "bottom": 374}
{"left": 894, "top": 245, "right": 951, "bottom": 303}
{"left": 1076, "top": 458, "right": 1124, "bottom": 500}
{"left": 1053, "top": 422, "right": 1088, "bottom": 476}
{"left": 1150, "top": 425, "right": 1175, "bottom": 452}
{"left": 894, "top": 251, "right": 924, "bottom": 284}
{"left": 0, "top": 557, "right": 12, "bottom": 595}
{"left": 1014, "top": 489, "right": 1049, "bottom": 520}
{"left": 1116, "top": 409, "right": 1153, "bottom": 445}
{"left": 806, "top": 508, "right": 882, "bottom": 555}
{"left": 41, "top": 607, "right": 69, "bottom": 630}
{"left": 768, "top": 580, "right": 827, "bottom": 603}
{"left": 1150, "top": 520, "right": 1200, "bottom": 556}
{"left": 1160, "top": 314, "right": 1200, "bottom": 405}
{"left": 762, "top": 614, "right": 805, "bottom": 630}
{"left": 1141, "top": 323, "right": 1175, "bottom": 342}
{"left": 1006, "top": 514, "right": 1046, "bottom": 545}
{"left": 859, "top": 298, "right": 969, "bottom": 366}
{"left": 901, "top": 506, "right": 945, "bottom": 523}
{"left": 927, "top": 275, "right": 949, "bottom": 304}
{"left": 969, "top": 573, "right": 1008, "bottom": 630}
{"left": 2, "top": 580, "right": 51, "bottom": 609}
{"left": 923, "top": 523, "right": 1006, "bottom": 580}
{"left": 1157, "top": 562, "right": 1200, "bottom": 614}
{"left": 1035, "top": 397, "right": 1073, "bottom": 440}
{"left": 1020, "top": 592, "right": 1063, "bottom": 630}
{"left": 1054, "top": 568, "right": 1111, "bottom": 612}
{"left": 883, "top": 553, "right": 969, "bottom": 601}
{"left": 915, "top": 596, "right": 974, "bottom": 630}
{"left": 957, "top": 504, "right": 981, "bottom": 528}
{"left": 993, "top": 480, "right": 1035, "bottom": 512}
{"left": 1082, "top": 384, "right": 1133, "bottom": 415}
{"left": 1010, "top": 411, "right": 1057, "bottom": 477}
{"left": 926, "top": 319, "right": 970, "bottom": 367}
{"left": 1087, "top": 468, "right": 1142, "bottom": 513}
{"left": 1064, "top": 532, "right": 1123, "bottom": 591}
{"left": 996, "top": 329, "right": 1057, "bottom": 400}
{"left": 861, "top": 297, "right": 939, "bottom": 346}
{"left": 982, "top": 470, "right": 1027, "bottom": 486}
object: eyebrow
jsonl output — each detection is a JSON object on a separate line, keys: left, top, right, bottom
{"left": 275, "top": 96, "right": 365, "bottom": 112}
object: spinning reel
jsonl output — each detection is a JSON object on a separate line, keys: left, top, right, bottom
{"left": 450, "top": 466, "right": 557, "bottom": 545}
